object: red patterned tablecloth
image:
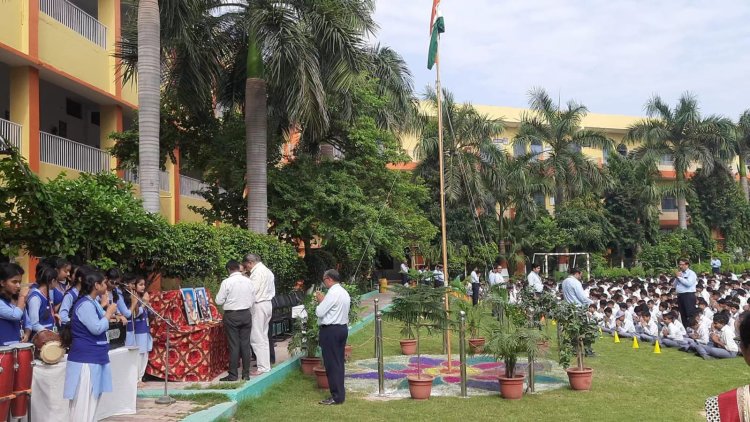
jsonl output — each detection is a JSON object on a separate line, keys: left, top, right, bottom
{"left": 146, "top": 289, "right": 229, "bottom": 382}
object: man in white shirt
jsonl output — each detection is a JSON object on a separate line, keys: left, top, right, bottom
{"left": 244, "top": 253, "right": 276, "bottom": 375}
{"left": 470, "top": 267, "right": 480, "bottom": 306}
{"left": 527, "top": 264, "right": 543, "bottom": 293}
{"left": 400, "top": 261, "right": 410, "bottom": 286}
{"left": 710, "top": 256, "right": 722, "bottom": 275}
{"left": 315, "top": 269, "right": 351, "bottom": 405}
{"left": 215, "top": 260, "right": 255, "bottom": 381}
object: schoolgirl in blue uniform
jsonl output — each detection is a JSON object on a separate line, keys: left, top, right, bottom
{"left": 46, "top": 257, "right": 71, "bottom": 314}
{"left": 25, "top": 266, "right": 57, "bottom": 334}
{"left": 62, "top": 270, "right": 117, "bottom": 421}
{"left": 0, "top": 263, "right": 28, "bottom": 346}
{"left": 122, "top": 275, "right": 153, "bottom": 383}
{"left": 59, "top": 266, "right": 88, "bottom": 326}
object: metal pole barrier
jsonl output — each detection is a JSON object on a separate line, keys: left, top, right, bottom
{"left": 156, "top": 323, "right": 176, "bottom": 404}
{"left": 376, "top": 311, "right": 385, "bottom": 396}
{"left": 527, "top": 353, "right": 535, "bottom": 394}
{"left": 374, "top": 298, "right": 379, "bottom": 358}
{"left": 459, "top": 310, "right": 467, "bottom": 398}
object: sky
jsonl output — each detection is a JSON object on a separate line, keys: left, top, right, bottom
{"left": 372, "top": 0, "right": 750, "bottom": 119}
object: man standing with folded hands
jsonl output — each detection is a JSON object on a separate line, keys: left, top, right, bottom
{"left": 244, "top": 253, "right": 275, "bottom": 376}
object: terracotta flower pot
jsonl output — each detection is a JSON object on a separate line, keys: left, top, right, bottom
{"left": 400, "top": 339, "right": 417, "bottom": 355}
{"left": 300, "top": 357, "right": 321, "bottom": 375}
{"left": 407, "top": 374, "right": 434, "bottom": 400}
{"left": 468, "top": 337, "right": 485, "bottom": 354}
{"left": 313, "top": 366, "right": 329, "bottom": 389}
{"left": 497, "top": 373, "right": 525, "bottom": 400}
{"left": 566, "top": 367, "right": 594, "bottom": 391}
{"left": 344, "top": 344, "right": 353, "bottom": 361}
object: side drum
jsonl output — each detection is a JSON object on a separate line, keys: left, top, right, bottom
{"left": 32, "top": 330, "right": 65, "bottom": 365}
{"left": 10, "top": 343, "right": 33, "bottom": 418}
{"left": 0, "top": 346, "right": 16, "bottom": 419}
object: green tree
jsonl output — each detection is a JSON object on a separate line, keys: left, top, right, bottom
{"left": 690, "top": 167, "right": 750, "bottom": 252}
{"left": 729, "top": 110, "right": 750, "bottom": 201}
{"left": 515, "top": 88, "right": 613, "bottom": 211}
{"left": 626, "top": 93, "right": 729, "bottom": 229}
{"left": 556, "top": 196, "right": 616, "bottom": 253}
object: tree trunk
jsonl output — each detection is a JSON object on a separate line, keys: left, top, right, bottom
{"left": 245, "top": 78, "right": 268, "bottom": 233}
{"left": 137, "top": 0, "right": 161, "bottom": 214}
{"left": 677, "top": 194, "right": 688, "bottom": 229}
{"left": 554, "top": 183, "right": 565, "bottom": 215}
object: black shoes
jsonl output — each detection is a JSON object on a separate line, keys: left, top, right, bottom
{"left": 242, "top": 375, "right": 250, "bottom": 381}
{"left": 220, "top": 375, "right": 238, "bottom": 382}
{"left": 318, "top": 398, "right": 342, "bottom": 405}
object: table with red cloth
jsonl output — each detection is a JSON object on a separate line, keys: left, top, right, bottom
{"left": 146, "top": 289, "right": 229, "bottom": 382}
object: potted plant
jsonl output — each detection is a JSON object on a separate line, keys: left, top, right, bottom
{"left": 386, "top": 270, "right": 433, "bottom": 355}
{"left": 450, "top": 293, "right": 485, "bottom": 354}
{"left": 483, "top": 304, "right": 544, "bottom": 400}
{"left": 552, "top": 302, "right": 598, "bottom": 391}
{"left": 385, "top": 282, "right": 448, "bottom": 400}
{"left": 517, "top": 288, "right": 558, "bottom": 353}
{"left": 288, "top": 295, "right": 321, "bottom": 375}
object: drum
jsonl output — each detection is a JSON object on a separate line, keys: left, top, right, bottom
{"left": 10, "top": 343, "right": 33, "bottom": 418}
{"left": 32, "top": 330, "right": 65, "bottom": 364}
{"left": 107, "top": 322, "right": 126, "bottom": 349}
{"left": 0, "top": 346, "right": 16, "bottom": 419}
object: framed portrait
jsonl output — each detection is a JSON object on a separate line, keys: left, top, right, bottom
{"left": 180, "top": 288, "right": 200, "bottom": 325}
{"left": 194, "top": 287, "right": 212, "bottom": 321}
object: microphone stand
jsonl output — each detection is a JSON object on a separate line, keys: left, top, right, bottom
{"left": 120, "top": 286, "right": 178, "bottom": 405}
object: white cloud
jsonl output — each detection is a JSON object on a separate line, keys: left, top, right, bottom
{"left": 372, "top": 0, "right": 750, "bottom": 118}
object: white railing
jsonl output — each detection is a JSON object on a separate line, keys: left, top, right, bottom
{"left": 40, "top": 131, "right": 110, "bottom": 173}
{"left": 180, "top": 175, "right": 211, "bottom": 199}
{"left": 159, "top": 171, "right": 170, "bottom": 192}
{"left": 40, "top": 0, "right": 107, "bottom": 48}
{"left": 0, "top": 118, "right": 22, "bottom": 151}
{"left": 122, "top": 169, "right": 171, "bottom": 192}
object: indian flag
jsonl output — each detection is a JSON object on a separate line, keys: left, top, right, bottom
{"left": 427, "top": 0, "right": 445, "bottom": 70}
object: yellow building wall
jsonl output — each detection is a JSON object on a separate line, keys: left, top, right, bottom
{"left": 39, "top": 162, "right": 81, "bottom": 181}
{"left": 37, "top": 14, "right": 110, "bottom": 93}
{"left": 0, "top": 0, "right": 24, "bottom": 52}
{"left": 180, "top": 197, "right": 210, "bottom": 223}
{"left": 122, "top": 80, "right": 138, "bottom": 107}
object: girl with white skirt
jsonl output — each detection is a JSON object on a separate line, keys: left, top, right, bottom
{"left": 123, "top": 275, "right": 153, "bottom": 385}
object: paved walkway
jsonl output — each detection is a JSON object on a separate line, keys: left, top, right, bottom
{"left": 102, "top": 289, "right": 394, "bottom": 421}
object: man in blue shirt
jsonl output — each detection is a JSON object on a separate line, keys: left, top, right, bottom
{"left": 675, "top": 258, "right": 698, "bottom": 327}
{"left": 562, "top": 268, "right": 592, "bottom": 307}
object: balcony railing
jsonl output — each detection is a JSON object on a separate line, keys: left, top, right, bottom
{"left": 179, "top": 175, "right": 210, "bottom": 199}
{"left": 121, "top": 169, "right": 171, "bottom": 192}
{"left": 0, "top": 118, "right": 22, "bottom": 151}
{"left": 40, "top": 0, "right": 107, "bottom": 48}
{"left": 40, "top": 131, "right": 110, "bottom": 173}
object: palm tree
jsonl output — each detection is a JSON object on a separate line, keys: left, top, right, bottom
{"left": 625, "top": 93, "right": 729, "bottom": 229}
{"left": 515, "top": 88, "right": 613, "bottom": 212}
{"left": 137, "top": 0, "right": 161, "bottom": 213}
{"left": 731, "top": 111, "right": 750, "bottom": 201}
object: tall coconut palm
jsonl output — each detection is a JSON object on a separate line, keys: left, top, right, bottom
{"left": 515, "top": 88, "right": 613, "bottom": 212}
{"left": 625, "top": 93, "right": 729, "bottom": 229}
{"left": 137, "top": 0, "right": 161, "bottom": 213}
{"left": 731, "top": 111, "right": 750, "bottom": 201}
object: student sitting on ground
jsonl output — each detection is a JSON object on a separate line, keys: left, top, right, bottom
{"left": 694, "top": 313, "right": 739, "bottom": 360}
{"left": 615, "top": 310, "right": 637, "bottom": 338}
{"left": 638, "top": 311, "right": 659, "bottom": 343}
{"left": 601, "top": 308, "right": 615, "bottom": 334}
{"left": 660, "top": 312, "right": 688, "bottom": 348}
{"left": 683, "top": 315, "right": 710, "bottom": 353}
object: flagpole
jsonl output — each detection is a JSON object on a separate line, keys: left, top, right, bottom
{"left": 435, "top": 34, "right": 452, "bottom": 371}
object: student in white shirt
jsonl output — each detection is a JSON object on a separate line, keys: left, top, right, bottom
{"left": 215, "top": 260, "right": 255, "bottom": 381}
{"left": 684, "top": 314, "right": 710, "bottom": 352}
{"left": 600, "top": 308, "right": 615, "bottom": 334}
{"left": 660, "top": 312, "right": 688, "bottom": 348}
{"left": 695, "top": 313, "right": 739, "bottom": 359}
{"left": 615, "top": 311, "right": 637, "bottom": 338}
{"left": 638, "top": 313, "right": 659, "bottom": 342}
{"left": 527, "top": 264, "right": 543, "bottom": 293}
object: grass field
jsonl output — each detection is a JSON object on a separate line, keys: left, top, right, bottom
{"left": 234, "top": 318, "right": 750, "bottom": 422}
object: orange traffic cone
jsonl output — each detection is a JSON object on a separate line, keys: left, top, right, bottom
{"left": 632, "top": 336, "right": 639, "bottom": 349}
{"left": 614, "top": 331, "right": 620, "bottom": 343}
{"left": 653, "top": 339, "right": 661, "bottom": 354}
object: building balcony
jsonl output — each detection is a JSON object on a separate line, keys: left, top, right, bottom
{"left": 0, "top": 118, "right": 22, "bottom": 151}
{"left": 40, "top": 0, "right": 106, "bottom": 48}
{"left": 40, "top": 130, "right": 110, "bottom": 173}
{"left": 122, "top": 169, "right": 172, "bottom": 192}
{"left": 179, "top": 175, "right": 211, "bottom": 199}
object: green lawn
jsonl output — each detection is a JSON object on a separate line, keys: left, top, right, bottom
{"left": 235, "top": 318, "right": 750, "bottom": 421}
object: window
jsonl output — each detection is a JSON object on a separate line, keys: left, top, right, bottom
{"left": 66, "top": 98, "right": 82, "bottom": 119}
{"left": 660, "top": 154, "right": 674, "bottom": 165}
{"left": 533, "top": 193, "right": 546, "bottom": 207}
{"left": 530, "top": 140, "right": 543, "bottom": 161}
{"left": 568, "top": 143, "right": 581, "bottom": 154}
{"left": 90, "top": 111, "right": 100, "bottom": 126}
{"left": 617, "top": 144, "right": 628, "bottom": 157}
{"left": 602, "top": 147, "right": 609, "bottom": 165}
{"left": 661, "top": 196, "right": 677, "bottom": 211}
{"left": 513, "top": 143, "right": 526, "bottom": 157}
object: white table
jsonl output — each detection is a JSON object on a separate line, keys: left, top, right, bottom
{"left": 31, "top": 347, "right": 139, "bottom": 421}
